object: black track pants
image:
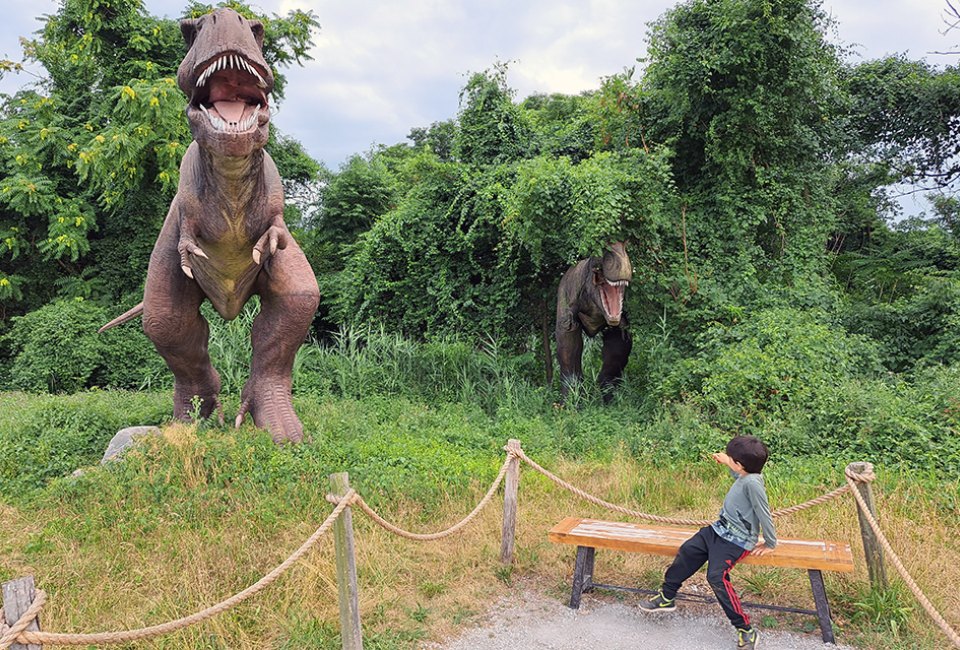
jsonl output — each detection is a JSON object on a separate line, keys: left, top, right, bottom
{"left": 660, "top": 525, "right": 751, "bottom": 629}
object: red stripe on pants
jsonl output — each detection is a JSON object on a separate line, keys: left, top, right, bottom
{"left": 723, "top": 550, "right": 751, "bottom": 626}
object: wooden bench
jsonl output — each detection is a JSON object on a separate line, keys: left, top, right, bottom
{"left": 549, "top": 517, "right": 854, "bottom": 644}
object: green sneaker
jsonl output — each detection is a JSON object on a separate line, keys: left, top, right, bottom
{"left": 638, "top": 589, "right": 676, "bottom": 612}
{"left": 737, "top": 627, "right": 759, "bottom": 649}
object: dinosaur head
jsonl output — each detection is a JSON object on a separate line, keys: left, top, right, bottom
{"left": 593, "top": 241, "right": 632, "bottom": 327}
{"left": 177, "top": 8, "right": 274, "bottom": 157}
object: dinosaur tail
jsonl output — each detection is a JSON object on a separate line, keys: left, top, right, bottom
{"left": 98, "top": 302, "right": 145, "bottom": 333}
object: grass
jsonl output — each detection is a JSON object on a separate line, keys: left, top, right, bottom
{"left": 0, "top": 391, "right": 958, "bottom": 649}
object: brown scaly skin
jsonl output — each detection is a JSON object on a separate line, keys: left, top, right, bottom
{"left": 555, "top": 241, "right": 633, "bottom": 403}
{"left": 101, "top": 9, "right": 319, "bottom": 443}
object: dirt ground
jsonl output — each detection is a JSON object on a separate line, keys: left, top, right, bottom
{"left": 422, "top": 587, "right": 854, "bottom": 650}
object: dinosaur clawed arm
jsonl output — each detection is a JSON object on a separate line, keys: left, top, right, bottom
{"left": 177, "top": 232, "right": 208, "bottom": 279}
{"left": 252, "top": 214, "right": 291, "bottom": 265}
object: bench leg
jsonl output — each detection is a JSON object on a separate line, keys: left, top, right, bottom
{"left": 569, "top": 545, "right": 595, "bottom": 609}
{"left": 808, "top": 569, "right": 836, "bottom": 644}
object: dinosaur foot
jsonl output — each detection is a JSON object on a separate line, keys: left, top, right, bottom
{"left": 172, "top": 371, "right": 224, "bottom": 425}
{"left": 235, "top": 379, "right": 303, "bottom": 444}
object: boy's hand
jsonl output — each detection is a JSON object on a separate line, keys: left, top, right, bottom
{"left": 712, "top": 452, "right": 731, "bottom": 465}
{"left": 751, "top": 543, "right": 771, "bottom": 557}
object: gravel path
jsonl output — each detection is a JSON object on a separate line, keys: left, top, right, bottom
{"left": 422, "top": 589, "right": 854, "bottom": 650}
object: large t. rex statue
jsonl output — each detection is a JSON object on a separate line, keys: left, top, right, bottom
{"left": 100, "top": 8, "right": 319, "bottom": 443}
{"left": 555, "top": 242, "right": 633, "bottom": 402}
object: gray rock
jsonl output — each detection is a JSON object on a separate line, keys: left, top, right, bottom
{"left": 100, "top": 426, "right": 163, "bottom": 464}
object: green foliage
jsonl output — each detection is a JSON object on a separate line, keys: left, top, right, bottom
{"left": 660, "top": 307, "right": 883, "bottom": 430}
{"left": 851, "top": 583, "right": 914, "bottom": 636}
{"left": 521, "top": 92, "right": 595, "bottom": 161}
{"left": 3, "top": 299, "right": 161, "bottom": 392}
{"left": 334, "top": 154, "right": 529, "bottom": 342}
{"left": 407, "top": 120, "right": 456, "bottom": 162}
{"left": 293, "top": 325, "right": 545, "bottom": 416}
{"left": 505, "top": 148, "right": 676, "bottom": 266}
{"left": 641, "top": 0, "right": 844, "bottom": 294}
{"left": 844, "top": 56, "right": 960, "bottom": 191}
{"left": 312, "top": 155, "right": 397, "bottom": 249}
{"left": 453, "top": 64, "right": 532, "bottom": 166}
{"left": 834, "top": 223, "right": 960, "bottom": 371}
{"left": 809, "top": 366, "right": 960, "bottom": 473}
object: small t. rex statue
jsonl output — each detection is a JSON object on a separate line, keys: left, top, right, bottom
{"left": 100, "top": 8, "right": 319, "bottom": 443}
{"left": 555, "top": 241, "right": 633, "bottom": 402}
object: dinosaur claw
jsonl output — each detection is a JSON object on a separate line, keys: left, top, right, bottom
{"left": 252, "top": 248, "right": 261, "bottom": 265}
{"left": 238, "top": 380, "right": 303, "bottom": 442}
{"left": 195, "top": 248, "right": 209, "bottom": 259}
{"left": 182, "top": 265, "right": 194, "bottom": 279}
{"left": 234, "top": 412, "right": 244, "bottom": 428}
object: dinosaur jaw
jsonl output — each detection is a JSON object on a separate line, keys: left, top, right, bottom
{"left": 186, "top": 53, "right": 271, "bottom": 156}
{"left": 599, "top": 278, "right": 628, "bottom": 327}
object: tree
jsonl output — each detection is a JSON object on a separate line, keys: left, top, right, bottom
{"left": 407, "top": 120, "right": 456, "bottom": 162}
{"left": 843, "top": 57, "right": 960, "bottom": 194}
{"left": 453, "top": 64, "right": 532, "bottom": 166}
{"left": 639, "top": 0, "right": 846, "bottom": 317}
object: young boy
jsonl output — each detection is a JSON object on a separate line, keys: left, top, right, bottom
{"left": 639, "top": 435, "right": 776, "bottom": 650}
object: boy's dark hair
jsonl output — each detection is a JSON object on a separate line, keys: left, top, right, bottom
{"left": 726, "top": 435, "right": 769, "bottom": 474}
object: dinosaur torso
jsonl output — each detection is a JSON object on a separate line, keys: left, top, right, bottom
{"left": 168, "top": 144, "right": 279, "bottom": 319}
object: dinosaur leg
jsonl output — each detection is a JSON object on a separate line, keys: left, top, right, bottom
{"left": 598, "top": 325, "right": 633, "bottom": 403}
{"left": 238, "top": 243, "right": 319, "bottom": 443}
{"left": 142, "top": 247, "right": 222, "bottom": 421}
{"left": 556, "top": 324, "right": 584, "bottom": 401}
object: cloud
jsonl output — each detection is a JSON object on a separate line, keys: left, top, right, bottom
{"left": 3, "top": 0, "right": 956, "bottom": 171}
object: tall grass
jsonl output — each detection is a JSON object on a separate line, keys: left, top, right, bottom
{"left": 291, "top": 324, "right": 553, "bottom": 415}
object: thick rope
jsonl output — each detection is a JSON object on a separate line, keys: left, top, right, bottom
{"left": 0, "top": 588, "right": 46, "bottom": 650}
{"left": 11, "top": 490, "right": 354, "bottom": 647}
{"left": 844, "top": 463, "right": 960, "bottom": 649}
{"left": 513, "top": 447, "right": 851, "bottom": 526}
{"left": 327, "top": 455, "right": 512, "bottom": 540}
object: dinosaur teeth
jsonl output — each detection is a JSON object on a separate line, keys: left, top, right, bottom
{"left": 196, "top": 56, "right": 267, "bottom": 89}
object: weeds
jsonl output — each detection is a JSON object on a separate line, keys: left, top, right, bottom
{"left": 852, "top": 583, "right": 914, "bottom": 634}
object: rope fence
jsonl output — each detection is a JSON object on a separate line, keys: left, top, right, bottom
{"left": 1, "top": 441, "right": 957, "bottom": 649}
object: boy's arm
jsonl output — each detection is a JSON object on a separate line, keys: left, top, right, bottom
{"left": 710, "top": 452, "right": 740, "bottom": 478}
{"left": 748, "top": 480, "right": 777, "bottom": 550}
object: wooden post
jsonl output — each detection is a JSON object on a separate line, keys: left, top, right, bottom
{"left": 500, "top": 439, "right": 521, "bottom": 565}
{"left": 849, "top": 461, "right": 888, "bottom": 589}
{"left": 330, "top": 473, "right": 363, "bottom": 650}
{"left": 2, "top": 576, "right": 42, "bottom": 650}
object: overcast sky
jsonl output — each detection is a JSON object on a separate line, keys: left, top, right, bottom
{"left": 1, "top": 0, "right": 956, "bottom": 175}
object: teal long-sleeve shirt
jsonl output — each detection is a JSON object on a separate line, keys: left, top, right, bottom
{"left": 711, "top": 471, "right": 777, "bottom": 551}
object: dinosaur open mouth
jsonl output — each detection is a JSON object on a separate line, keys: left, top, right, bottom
{"left": 191, "top": 53, "right": 269, "bottom": 133}
{"left": 600, "top": 279, "right": 628, "bottom": 324}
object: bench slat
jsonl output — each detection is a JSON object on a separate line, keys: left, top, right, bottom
{"left": 549, "top": 517, "right": 854, "bottom": 573}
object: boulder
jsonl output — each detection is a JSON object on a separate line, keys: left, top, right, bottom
{"left": 100, "top": 425, "right": 163, "bottom": 464}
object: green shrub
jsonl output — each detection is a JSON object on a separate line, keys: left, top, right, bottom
{"left": 809, "top": 369, "right": 960, "bottom": 474}
{"left": 842, "top": 275, "right": 960, "bottom": 372}
{"left": 3, "top": 299, "right": 161, "bottom": 392}
{"left": 660, "top": 307, "right": 883, "bottom": 430}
